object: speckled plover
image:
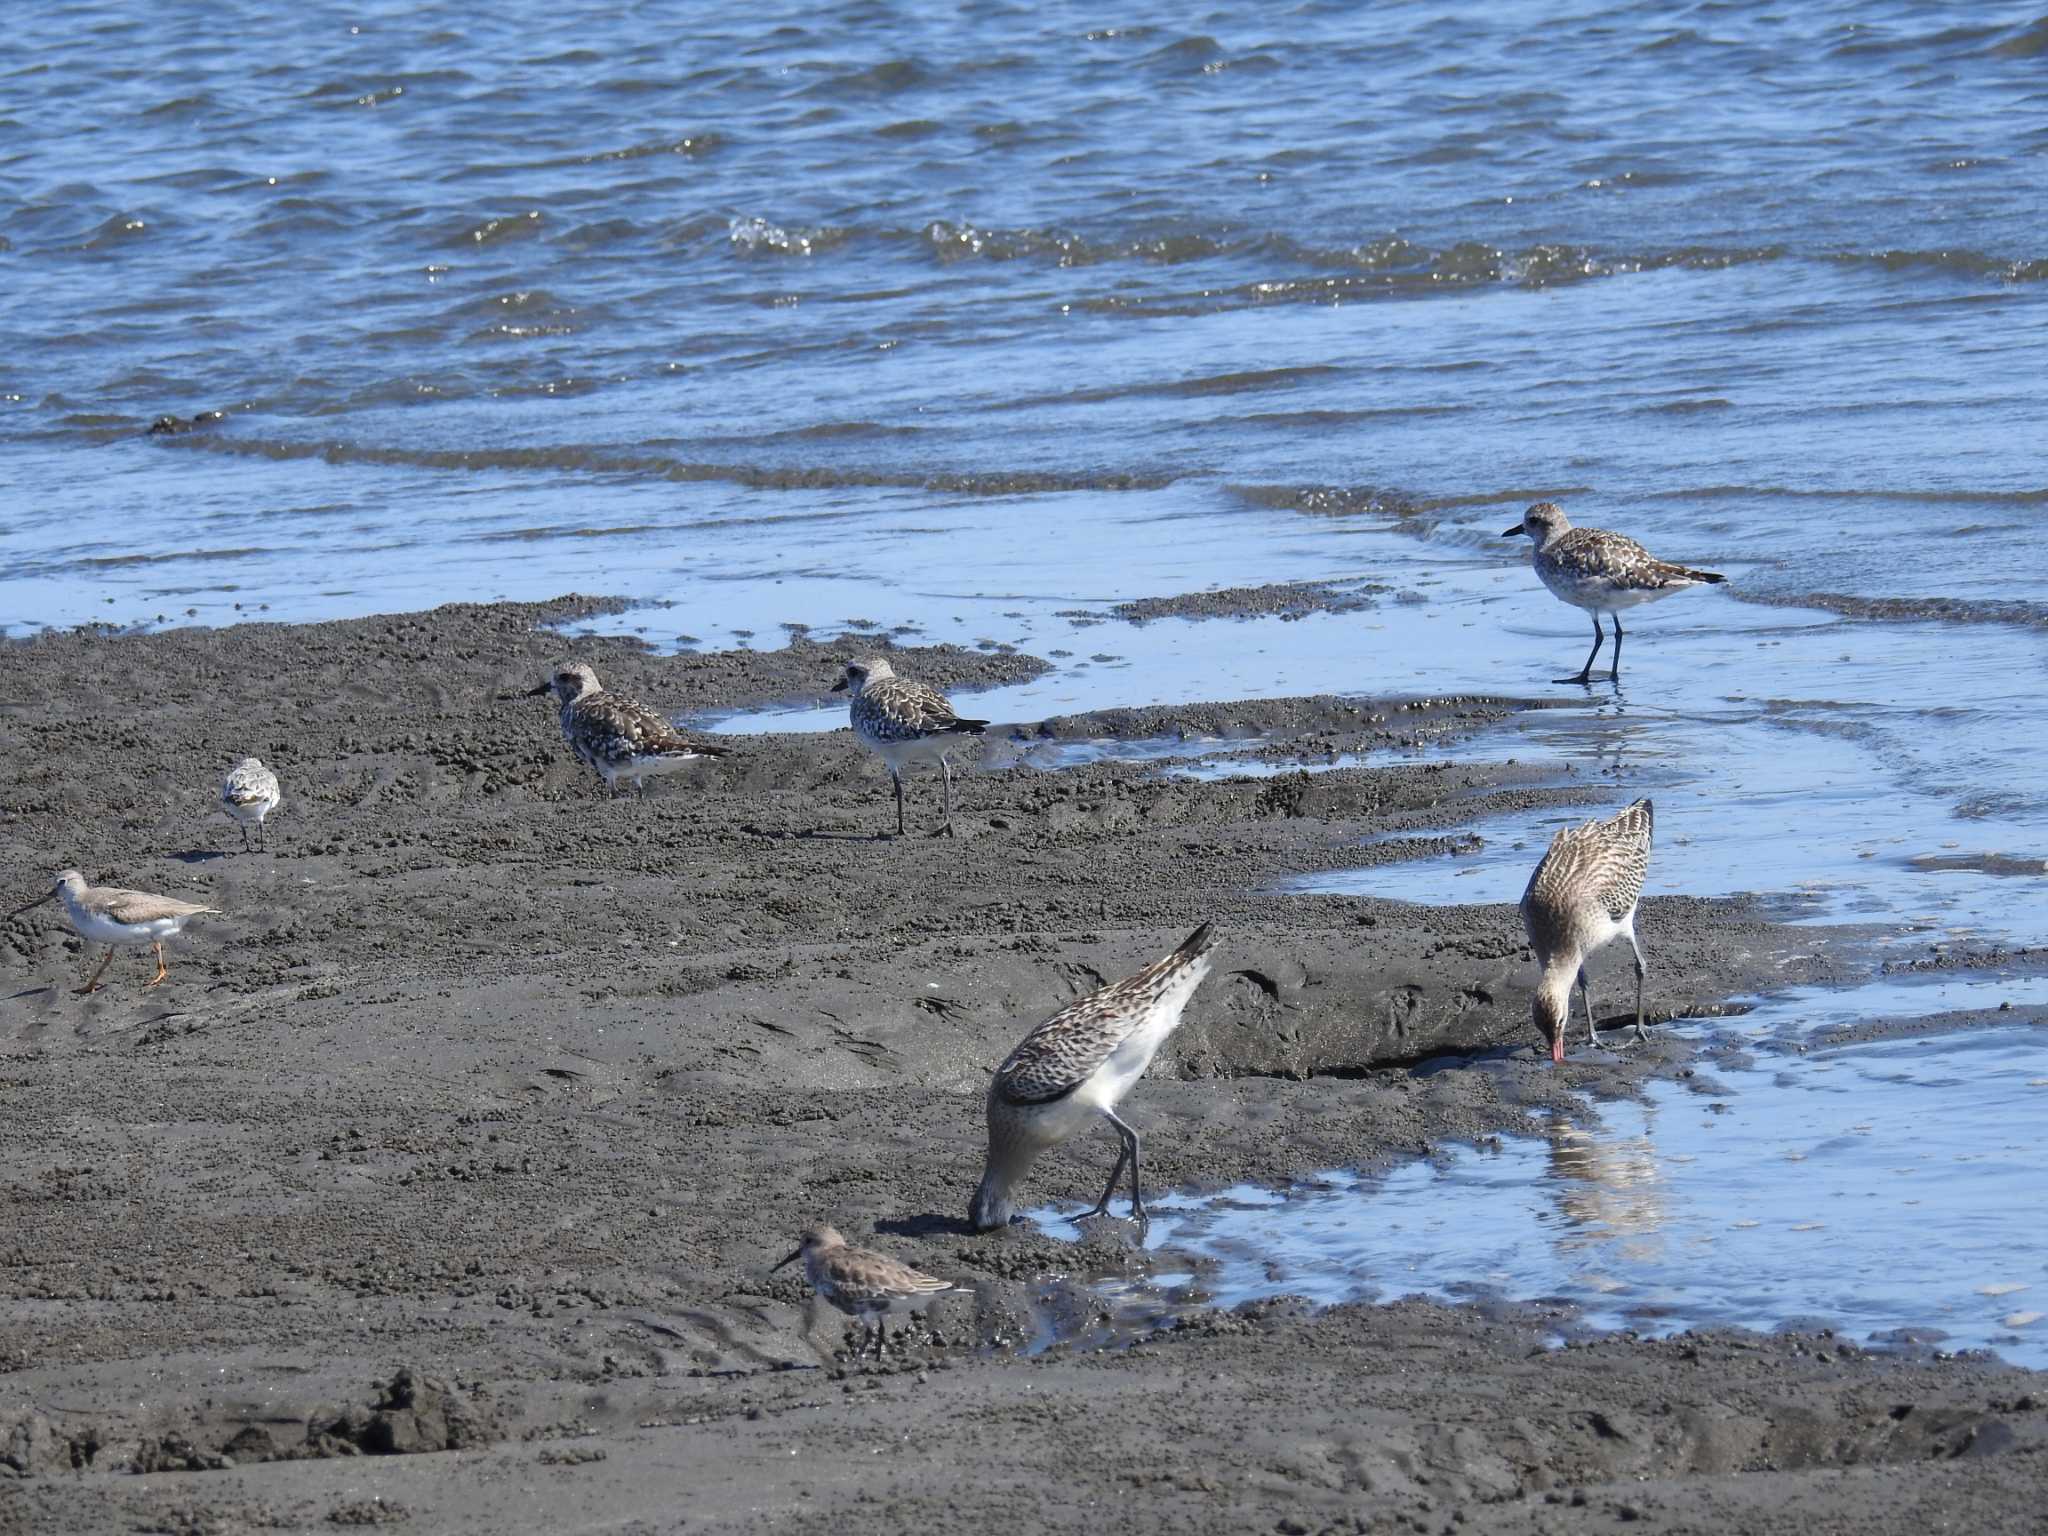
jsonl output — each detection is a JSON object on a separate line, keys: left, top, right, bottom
{"left": 773, "top": 1225, "right": 961, "bottom": 1360}
{"left": 13, "top": 870, "right": 221, "bottom": 993}
{"left": 970, "top": 923, "right": 1218, "bottom": 1231}
{"left": 221, "top": 757, "right": 282, "bottom": 851}
{"left": 831, "top": 656, "right": 989, "bottom": 838}
{"left": 526, "top": 663, "right": 729, "bottom": 796}
{"left": 1503, "top": 502, "right": 1725, "bottom": 683}
{"left": 1521, "top": 798, "right": 1654, "bottom": 1062}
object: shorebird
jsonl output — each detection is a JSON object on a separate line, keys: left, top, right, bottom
{"left": 221, "top": 757, "right": 282, "bottom": 851}
{"left": 525, "top": 662, "right": 729, "bottom": 796}
{"left": 1502, "top": 502, "right": 1725, "bottom": 683}
{"left": 831, "top": 656, "right": 989, "bottom": 838}
{"left": 1520, "top": 799, "right": 1654, "bottom": 1063}
{"left": 773, "top": 1225, "right": 961, "bottom": 1361}
{"left": 11, "top": 870, "right": 221, "bottom": 994}
{"left": 970, "top": 923, "right": 1218, "bottom": 1231}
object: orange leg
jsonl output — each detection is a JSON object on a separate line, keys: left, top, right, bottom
{"left": 144, "top": 941, "right": 170, "bottom": 989}
{"left": 75, "top": 947, "right": 115, "bottom": 996}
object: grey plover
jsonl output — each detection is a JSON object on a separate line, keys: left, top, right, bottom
{"left": 12, "top": 870, "right": 221, "bottom": 993}
{"left": 221, "top": 757, "right": 282, "bottom": 851}
{"left": 1520, "top": 799, "right": 1654, "bottom": 1062}
{"left": 831, "top": 656, "right": 989, "bottom": 838}
{"left": 773, "top": 1225, "right": 961, "bottom": 1361}
{"left": 1503, "top": 502, "right": 1725, "bottom": 683}
{"left": 526, "top": 662, "right": 729, "bottom": 796}
{"left": 970, "top": 923, "right": 1218, "bottom": 1231}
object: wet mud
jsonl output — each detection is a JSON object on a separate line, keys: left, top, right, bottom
{"left": 1, "top": 599, "right": 2040, "bottom": 1534}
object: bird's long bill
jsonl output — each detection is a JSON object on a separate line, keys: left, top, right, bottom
{"left": 772, "top": 1248, "right": 802, "bottom": 1271}
{"left": 1501, "top": 523, "right": 1527, "bottom": 538}
{"left": 1550, "top": 1034, "right": 1566, "bottom": 1066}
{"left": 828, "top": 677, "right": 848, "bottom": 692}
{"left": 523, "top": 681, "right": 553, "bottom": 697}
{"left": 7, "top": 889, "right": 54, "bottom": 917}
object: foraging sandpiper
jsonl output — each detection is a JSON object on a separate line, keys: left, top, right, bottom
{"left": 1520, "top": 798, "right": 1654, "bottom": 1062}
{"left": 1503, "top": 502, "right": 1724, "bottom": 683}
{"left": 13, "top": 870, "right": 221, "bottom": 994}
{"left": 526, "top": 662, "right": 730, "bottom": 796}
{"left": 773, "top": 1225, "right": 961, "bottom": 1361}
{"left": 970, "top": 923, "right": 1217, "bottom": 1230}
{"left": 832, "top": 655, "right": 989, "bottom": 838}
{"left": 221, "top": 757, "right": 282, "bottom": 851}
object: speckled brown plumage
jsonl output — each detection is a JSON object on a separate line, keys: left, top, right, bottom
{"left": 774, "top": 1225, "right": 959, "bottom": 1360}
{"left": 993, "top": 922, "right": 1216, "bottom": 1106}
{"left": 1521, "top": 800, "right": 1654, "bottom": 1059}
{"left": 1504, "top": 502, "right": 1725, "bottom": 682}
{"left": 534, "top": 663, "right": 728, "bottom": 794}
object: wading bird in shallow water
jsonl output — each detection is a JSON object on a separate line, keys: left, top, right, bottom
{"left": 970, "top": 923, "right": 1218, "bottom": 1231}
{"left": 221, "top": 756, "right": 282, "bottom": 851}
{"left": 773, "top": 1225, "right": 961, "bottom": 1361}
{"left": 13, "top": 870, "right": 220, "bottom": 994}
{"left": 1503, "top": 502, "right": 1725, "bottom": 684}
{"left": 525, "top": 662, "right": 729, "bottom": 797}
{"left": 831, "top": 655, "right": 989, "bottom": 838}
{"left": 1521, "top": 799, "right": 1654, "bottom": 1063}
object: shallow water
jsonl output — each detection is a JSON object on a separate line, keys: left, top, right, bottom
{"left": 1032, "top": 974, "right": 2048, "bottom": 1365}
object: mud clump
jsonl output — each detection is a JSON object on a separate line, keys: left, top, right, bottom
{"left": 303, "top": 1368, "right": 499, "bottom": 1458}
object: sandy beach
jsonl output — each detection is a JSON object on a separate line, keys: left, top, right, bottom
{"left": 2, "top": 598, "right": 2042, "bottom": 1534}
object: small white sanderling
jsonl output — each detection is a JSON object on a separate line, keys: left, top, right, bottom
{"left": 221, "top": 757, "right": 282, "bottom": 851}
{"left": 1503, "top": 502, "right": 1725, "bottom": 683}
{"left": 970, "top": 923, "right": 1218, "bottom": 1231}
{"left": 831, "top": 655, "right": 989, "bottom": 838}
{"left": 12, "top": 869, "right": 221, "bottom": 994}
{"left": 1521, "top": 798, "right": 1654, "bottom": 1062}
{"left": 773, "top": 1225, "right": 961, "bottom": 1361}
{"left": 526, "top": 662, "right": 730, "bottom": 796}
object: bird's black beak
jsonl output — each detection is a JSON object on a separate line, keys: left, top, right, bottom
{"left": 772, "top": 1248, "right": 802, "bottom": 1271}
{"left": 8, "top": 890, "right": 55, "bottom": 918}
{"left": 1502, "top": 524, "right": 1527, "bottom": 538}
{"left": 828, "top": 678, "right": 848, "bottom": 693}
{"left": 524, "top": 681, "right": 552, "bottom": 697}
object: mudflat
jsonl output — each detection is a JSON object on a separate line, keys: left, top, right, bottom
{"left": 1, "top": 599, "right": 2040, "bottom": 1535}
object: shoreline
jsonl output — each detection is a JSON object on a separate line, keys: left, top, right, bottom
{"left": 2, "top": 598, "right": 2040, "bottom": 1533}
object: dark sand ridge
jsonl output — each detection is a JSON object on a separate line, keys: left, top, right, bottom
{"left": 1, "top": 598, "right": 2042, "bottom": 1534}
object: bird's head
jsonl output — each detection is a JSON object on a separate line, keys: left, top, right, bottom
{"left": 1503, "top": 501, "right": 1570, "bottom": 549}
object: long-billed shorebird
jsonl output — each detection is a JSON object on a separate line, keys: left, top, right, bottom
{"left": 832, "top": 656, "right": 989, "bottom": 838}
{"left": 1521, "top": 799, "right": 1654, "bottom": 1062}
{"left": 773, "top": 1225, "right": 961, "bottom": 1361}
{"left": 221, "top": 757, "right": 282, "bottom": 851}
{"left": 12, "top": 870, "right": 221, "bottom": 994}
{"left": 525, "top": 662, "right": 729, "bottom": 796}
{"left": 1503, "top": 502, "right": 1724, "bottom": 683}
{"left": 970, "top": 923, "right": 1218, "bottom": 1231}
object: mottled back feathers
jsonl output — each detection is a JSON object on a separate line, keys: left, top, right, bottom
{"left": 991, "top": 924, "right": 1215, "bottom": 1107}
{"left": 1540, "top": 528, "right": 1725, "bottom": 592}
{"left": 851, "top": 676, "right": 989, "bottom": 743}
{"left": 1522, "top": 799, "right": 1654, "bottom": 941}
{"left": 563, "top": 690, "right": 728, "bottom": 772}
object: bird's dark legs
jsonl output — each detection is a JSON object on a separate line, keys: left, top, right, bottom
{"left": 1609, "top": 614, "right": 1624, "bottom": 682}
{"left": 75, "top": 946, "right": 115, "bottom": 996}
{"left": 1077, "top": 1109, "right": 1147, "bottom": 1222}
{"left": 1077, "top": 1140, "right": 1132, "bottom": 1223}
{"left": 1628, "top": 931, "right": 1649, "bottom": 1043}
{"left": 1577, "top": 967, "right": 1609, "bottom": 1048}
{"left": 256, "top": 821, "right": 266, "bottom": 852}
{"left": 927, "top": 755, "right": 958, "bottom": 838}
{"left": 239, "top": 823, "right": 253, "bottom": 853}
{"left": 1561, "top": 613, "right": 1605, "bottom": 685}
{"left": 891, "top": 770, "right": 905, "bottom": 837}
